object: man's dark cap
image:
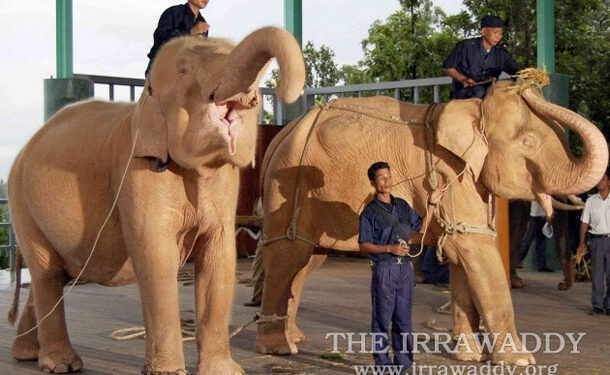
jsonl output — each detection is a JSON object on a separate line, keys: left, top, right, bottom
{"left": 480, "top": 15, "right": 504, "bottom": 28}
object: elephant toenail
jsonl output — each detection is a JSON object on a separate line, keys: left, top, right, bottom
{"left": 53, "top": 363, "right": 70, "bottom": 373}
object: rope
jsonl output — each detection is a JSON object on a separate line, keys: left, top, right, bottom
{"left": 15, "top": 97, "right": 144, "bottom": 340}
{"left": 418, "top": 102, "right": 497, "bottom": 264}
{"left": 263, "top": 106, "right": 328, "bottom": 248}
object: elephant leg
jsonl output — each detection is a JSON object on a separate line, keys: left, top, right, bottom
{"left": 12, "top": 288, "right": 40, "bottom": 361}
{"left": 256, "top": 239, "right": 315, "bottom": 355}
{"left": 9, "top": 191, "right": 82, "bottom": 372}
{"left": 287, "top": 251, "right": 328, "bottom": 344}
{"left": 452, "top": 236, "right": 535, "bottom": 366}
{"left": 192, "top": 226, "right": 244, "bottom": 375}
{"left": 18, "top": 236, "right": 82, "bottom": 373}
{"left": 126, "top": 233, "right": 185, "bottom": 372}
{"left": 449, "top": 263, "right": 487, "bottom": 362}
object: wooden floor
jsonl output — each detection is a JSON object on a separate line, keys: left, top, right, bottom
{"left": 0, "top": 258, "right": 608, "bottom": 374}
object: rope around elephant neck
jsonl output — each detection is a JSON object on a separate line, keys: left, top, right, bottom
{"left": 420, "top": 101, "right": 496, "bottom": 264}
{"left": 14, "top": 98, "right": 144, "bottom": 340}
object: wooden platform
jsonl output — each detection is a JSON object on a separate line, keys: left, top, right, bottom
{"left": 0, "top": 258, "right": 608, "bottom": 374}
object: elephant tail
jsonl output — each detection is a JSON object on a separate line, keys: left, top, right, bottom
{"left": 7, "top": 246, "right": 22, "bottom": 326}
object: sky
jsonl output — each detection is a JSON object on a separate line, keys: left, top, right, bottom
{"left": 0, "top": 0, "right": 465, "bottom": 181}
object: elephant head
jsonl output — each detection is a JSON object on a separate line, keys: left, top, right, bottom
{"left": 132, "top": 27, "right": 305, "bottom": 171}
{"left": 437, "top": 80, "right": 608, "bottom": 216}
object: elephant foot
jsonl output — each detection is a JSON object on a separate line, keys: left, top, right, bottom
{"left": 490, "top": 351, "right": 535, "bottom": 366}
{"left": 451, "top": 337, "right": 488, "bottom": 362}
{"left": 452, "top": 351, "right": 488, "bottom": 362}
{"left": 38, "top": 348, "right": 82, "bottom": 373}
{"left": 510, "top": 276, "right": 524, "bottom": 289}
{"left": 255, "top": 330, "right": 298, "bottom": 355}
{"left": 288, "top": 325, "right": 306, "bottom": 344}
{"left": 12, "top": 335, "right": 40, "bottom": 361}
{"left": 196, "top": 358, "right": 244, "bottom": 375}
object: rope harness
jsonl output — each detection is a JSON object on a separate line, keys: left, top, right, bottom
{"left": 262, "top": 100, "right": 497, "bottom": 263}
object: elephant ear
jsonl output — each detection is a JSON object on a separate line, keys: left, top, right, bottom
{"left": 131, "top": 89, "right": 168, "bottom": 163}
{"left": 436, "top": 99, "right": 488, "bottom": 180}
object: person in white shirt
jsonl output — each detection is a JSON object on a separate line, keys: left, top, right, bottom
{"left": 517, "top": 201, "right": 553, "bottom": 272}
{"left": 577, "top": 167, "right": 610, "bottom": 316}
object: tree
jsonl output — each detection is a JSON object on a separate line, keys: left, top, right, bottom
{"left": 302, "top": 41, "right": 340, "bottom": 88}
{"left": 360, "top": 0, "right": 460, "bottom": 83}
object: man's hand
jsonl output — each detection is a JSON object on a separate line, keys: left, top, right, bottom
{"left": 191, "top": 21, "right": 210, "bottom": 35}
{"left": 389, "top": 243, "right": 409, "bottom": 257}
{"left": 576, "top": 243, "right": 587, "bottom": 257}
{"left": 462, "top": 78, "right": 475, "bottom": 87}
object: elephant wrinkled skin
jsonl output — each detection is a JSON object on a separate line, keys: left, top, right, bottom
{"left": 256, "top": 81, "right": 608, "bottom": 366}
{"left": 7, "top": 27, "right": 304, "bottom": 374}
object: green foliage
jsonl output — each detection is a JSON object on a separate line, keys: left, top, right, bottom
{"left": 355, "top": 0, "right": 461, "bottom": 102}
{"left": 303, "top": 41, "right": 340, "bottom": 88}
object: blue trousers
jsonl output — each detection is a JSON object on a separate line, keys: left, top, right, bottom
{"left": 518, "top": 216, "right": 548, "bottom": 269}
{"left": 371, "top": 260, "right": 414, "bottom": 367}
{"left": 590, "top": 237, "right": 610, "bottom": 310}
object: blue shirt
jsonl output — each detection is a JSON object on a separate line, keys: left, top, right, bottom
{"left": 443, "top": 37, "right": 521, "bottom": 94}
{"left": 359, "top": 196, "right": 422, "bottom": 262}
{"left": 147, "top": 3, "right": 208, "bottom": 71}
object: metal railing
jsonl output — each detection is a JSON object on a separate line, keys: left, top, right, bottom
{"left": 74, "top": 74, "right": 145, "bottom": 102}
{"left": 74, "top": 74, "right": 455, "bottom": 125}
{"left": 0, "top": 198, "right": 16, "bottom": 271}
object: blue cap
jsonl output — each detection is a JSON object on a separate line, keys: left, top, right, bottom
{"left": 481, "top": 15, "right": 504, "bottom": 28}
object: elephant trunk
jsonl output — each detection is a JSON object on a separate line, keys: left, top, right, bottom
{"left": 522, "top": 88, "right": 609, "bottom": 195}
{"left": 213, "top": 27, "right": 305, "bottom": 105}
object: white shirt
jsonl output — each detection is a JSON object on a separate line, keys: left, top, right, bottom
{"left": 581, "top": 193, "right": 610, "bottom": 234}
{"left": 530, "top": 201, "right": 546, "bottom": 217}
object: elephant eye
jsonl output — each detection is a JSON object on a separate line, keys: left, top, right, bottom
{"left": 523, "top": 137, "right": 534, "bottom": 147}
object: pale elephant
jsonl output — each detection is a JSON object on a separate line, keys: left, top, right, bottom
{"left": 255, "top": 79, "right": 608, "bottom": 365}
{"left": 7, "top": 27, "right": 304, "bottom": 374}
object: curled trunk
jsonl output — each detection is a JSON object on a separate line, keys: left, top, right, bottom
{"left": 522, "top": 88, "right": 608, "bottom": 194}
{"left": 214, "top": 27, "right": 305, "bottom": 105}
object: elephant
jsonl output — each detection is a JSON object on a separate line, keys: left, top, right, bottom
{"left": 254, "top": 78, "right": 608, "bottom": 366}
{"left": 7, "top": 27, "right": 304, "bottom": 374}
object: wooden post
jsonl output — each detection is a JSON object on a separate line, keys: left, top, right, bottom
{"left": 496, "top": 197, "right": 510, "bottom": 283}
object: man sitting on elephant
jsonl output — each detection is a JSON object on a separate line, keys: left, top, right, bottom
{"left": 359, "top": 161, "right": 447, "bottom": 370}
{"left": 443, "top": 15, "right": 521, "bottom": 99}
{"left": 146, "top": 0, "right": 211, "bottom": 76}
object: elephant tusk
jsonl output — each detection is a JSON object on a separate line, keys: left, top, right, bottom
{"left": 567, "top": 194, "right": 585, "bottom": 207}
{"left": 551, "top": 197, "right": 584, "bottom": 211}
{"left": 534, "top": 193, "right": 553, "bottom": 218}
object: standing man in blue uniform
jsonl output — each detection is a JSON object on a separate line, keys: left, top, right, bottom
{"left": 359, "top": 161, "right": 446, "bottom": 372}
{"left": 146, "top": 0, "right": 211, "bottom": 76}
{"left": 443, "top": 15, "right": 522, "bottom": 99}
{"left": 577, "top": 167, "right": 610, "bottom": 315}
